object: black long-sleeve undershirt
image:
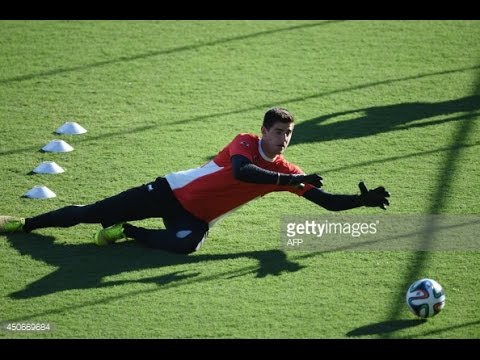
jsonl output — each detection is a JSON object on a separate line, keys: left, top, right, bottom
{"left": 231, "top": 154, "right": 364, "bottom": 211}
{"left": 231, "top": 154, "right": 291, "bottom": 184}
{"left": 302, "top": 188, "right": 363, "bottom": 211}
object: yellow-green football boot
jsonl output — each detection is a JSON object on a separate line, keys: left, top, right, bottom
{"left": 0, "top": 216, "right": 25, "bottom": 234}
{"left": 94, "top": 223, "right": 125, "bottom": 246}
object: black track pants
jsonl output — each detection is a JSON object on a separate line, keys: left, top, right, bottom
{"left": 24, "top": 178, "right": 209, "bottom": 254}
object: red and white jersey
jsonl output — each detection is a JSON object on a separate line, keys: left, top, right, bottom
{"left": 165, "top": 133, "right": 313, "bottom": 227}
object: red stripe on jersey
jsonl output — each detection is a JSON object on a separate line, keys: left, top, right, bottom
{"left": 165, "top": 133, "right": 313, "bottom": 226}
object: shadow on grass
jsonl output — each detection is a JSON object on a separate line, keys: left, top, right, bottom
{"left": 409, "top": 320, "right": 480, "bottom": 338}
{"left": 380, "top": 67, "right": 480, "bottom": 338}
{"left": 5, "top": 232, "right": 304, "bottom": 299}
{"left": 169, "top": 66, "right": 480, "bottom": 127}
{"left": 346, "top": 319, "right": 426, "bottom": 337}
{"left": 348, "top": 319, "right": 480, "bottom": 338}
{"left": 291, "top": 95, "right": 480, "bottom": 145}
{"left": 0, "top": 21, "right": 341, "bottom": 85}
{"left": 2, "top": 68, "right": 478, "bottom": 158}
{"left": 0, "top": 124, "right": 157, "bottom": 157}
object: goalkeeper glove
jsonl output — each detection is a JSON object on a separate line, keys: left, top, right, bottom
{"left": 284, "top": 173, "right": 324, "bottom": 188}
{"left": 359, "top": 181, "right": 390, "bottom": 210}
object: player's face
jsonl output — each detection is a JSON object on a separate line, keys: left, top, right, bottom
{"left": 261, "top": 122, "right": 294, "bottom": 158}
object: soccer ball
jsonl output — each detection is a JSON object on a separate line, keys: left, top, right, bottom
{"left": 406, "top": 278, "right": 446, "bottom": 318}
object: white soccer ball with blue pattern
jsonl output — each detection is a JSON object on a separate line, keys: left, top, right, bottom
{"left": 406, "top": 278, "right": 446, "bottom": 318}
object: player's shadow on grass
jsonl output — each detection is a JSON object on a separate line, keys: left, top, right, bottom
{"left": 5, "top": 232, "right": 304, "bottom": 299}
{"left": 291, "top": 95, "right": 480, "bottom": 145}
{"left": 346, "top": 319, "right": 426, "bottom": 337}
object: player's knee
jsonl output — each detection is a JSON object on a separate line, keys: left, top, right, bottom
{"left": 168, "top": 242, "right": 196, "bottom": 255}
{"left": 173, "top": 234, "right": 206, "bottom": 255}
{"left": 176, "top": 239, "right": 202, "bottom": 255}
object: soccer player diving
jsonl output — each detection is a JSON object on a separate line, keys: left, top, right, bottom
{"left": 0, "top": 108, "right": 390, "bottom": 254}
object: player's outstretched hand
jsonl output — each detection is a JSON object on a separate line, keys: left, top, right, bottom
{"left": 359, "top": 181, "right": 390, "bottom": 210}
{"left": 289, "top": 174, "right": 324, "bottom": 188}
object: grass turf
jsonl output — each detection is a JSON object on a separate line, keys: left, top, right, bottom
{"left": 1, "top": 20, "right": 479, "bottom": 338}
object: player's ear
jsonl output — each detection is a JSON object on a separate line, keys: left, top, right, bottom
{"left": 261, "top": 126, "right": 267, "bottom": 137}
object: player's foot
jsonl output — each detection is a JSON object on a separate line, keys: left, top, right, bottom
{"left": 0, "top": 216, "right": 25, "bottom": 234}
{"left": 94, "top": 223, "right": 125, "bottom": 246}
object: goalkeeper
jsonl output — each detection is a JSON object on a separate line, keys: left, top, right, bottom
{"left": 0, "top": 108, "right": 390, "bottom": 254}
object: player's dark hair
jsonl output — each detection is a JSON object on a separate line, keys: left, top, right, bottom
{"left": 263, "top": 108, "right": 295, "bottom": 130}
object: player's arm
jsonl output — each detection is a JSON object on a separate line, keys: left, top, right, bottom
{"left": 231, "top": 155, "right": 323, "bottom": 187}
{"left": 303, "top": 181, "right": 390, "bottom": 211}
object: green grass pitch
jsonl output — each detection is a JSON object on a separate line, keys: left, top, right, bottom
{"left": 0, "top": 20, "right": 479, "bottom": 338}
